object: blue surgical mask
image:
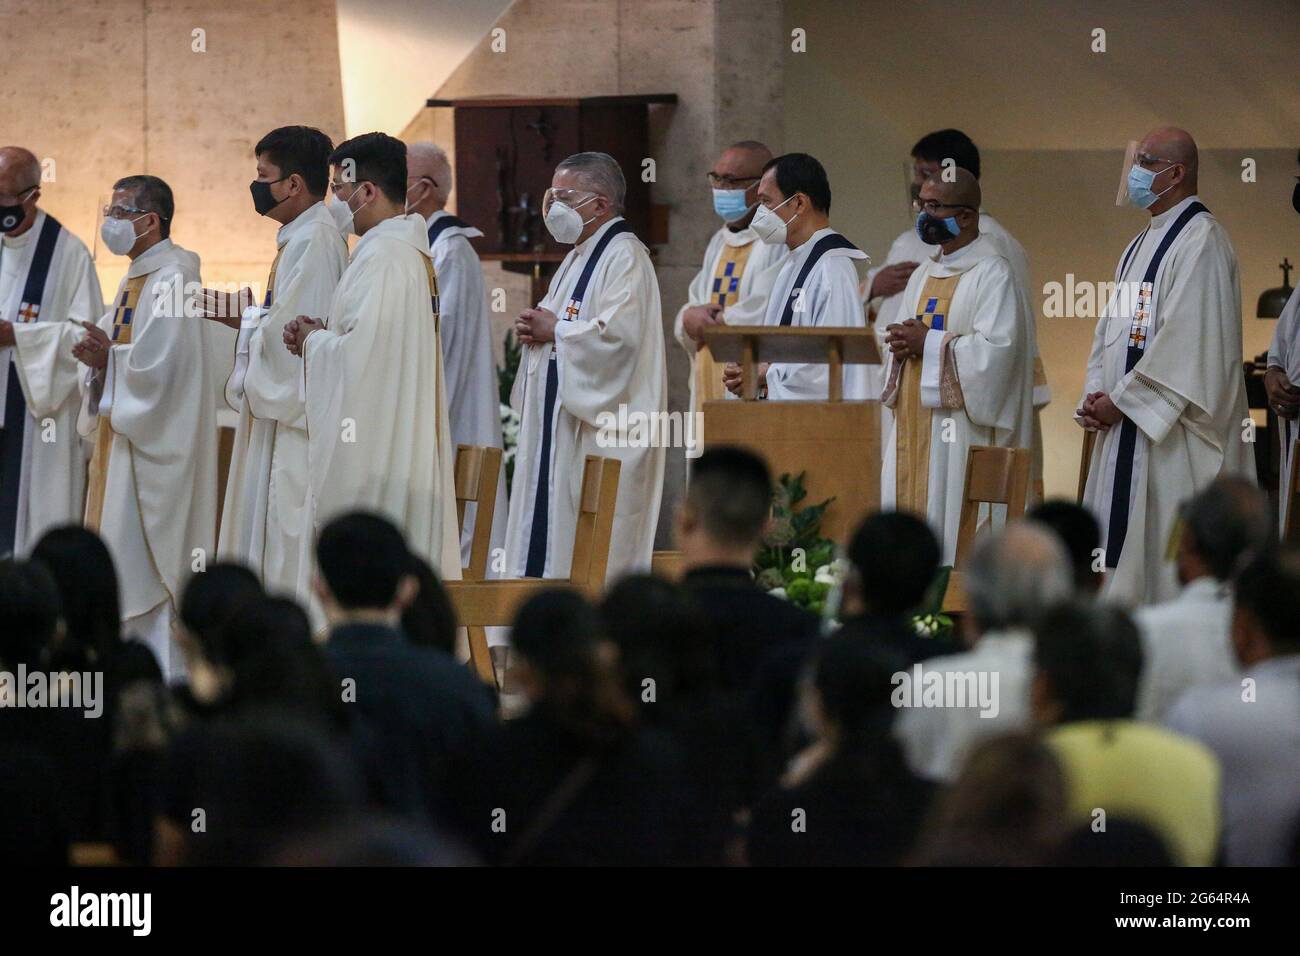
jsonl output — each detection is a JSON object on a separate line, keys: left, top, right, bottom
{"left": 1127, "top": 163, "right": 1177, "bottom": 209}
{"left": 712, "top": 188, "right": 752, "bottom": 223}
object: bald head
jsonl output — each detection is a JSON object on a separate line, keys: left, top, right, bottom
{"left": 0, "top": 148, "right": 43, "bottom": 234}
{"left": 924, "top": 166, "right": 982, "bottom": 209}
{"left": 1134, "top": 127, "right": 1198, "bottom": 212}
{"left": 1141, "top": 126, "right": 1198, "bottom": 177}
{"left": 406, "top": 141, "right": 452, "bottom": 214}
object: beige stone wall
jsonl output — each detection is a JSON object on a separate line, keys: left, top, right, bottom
{"left": 400, "top": 0, "right": 788, "bottom": 543}
{"left": 785, "top": 0, "right": 1300, "bottom": 499}
{"left": 3, "top": 0, "right": 346, "bottom": 296}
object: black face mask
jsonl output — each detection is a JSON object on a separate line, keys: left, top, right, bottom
{"left": 1292, "top": 181, "right": 1300, "bottom": 216}
{"left": 0, "top": 204, "right": 25, "bottom": 233}
{"left": 915, "top": 210, "right": 962, "bottom": 246}
{"left": 250, "top": 176, "right": 290, "bottom": 216}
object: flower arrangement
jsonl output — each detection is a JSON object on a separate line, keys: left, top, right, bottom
{"left": 753, "top": 472, "right": 843, "bottom": 616}
{"left": 911, "top": 565, "right": 955, "bottom": 642}
{"left": 497, "top": 330, "right": 523, "bottom": 494}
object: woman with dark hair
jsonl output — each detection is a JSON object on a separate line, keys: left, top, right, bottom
{"left": 746, "top": 635, "right": 934, "bottom": 866}
{"left": 447, "top": 589, "right": 687, "bottom": 865}
{"left": 400, "top": 554, "right": 458, "bottom": 656}
{"left": 174, "top": 562, "right": 264, "bottom": 710}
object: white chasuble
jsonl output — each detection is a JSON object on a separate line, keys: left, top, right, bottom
{"left": 1079, "top": 196, "right": 1254, "bottom": 606}
{"left": 503, "top": 217, "right": 667, "bottom": 583}
{"left": 301, "top": 213, "right": 461, "bottom": 578}
{"left": 79, "top": 239, "right": 218, "bottom": 678}
{"left": 425, "top": 210, "right": 507, "bottom": 566}
{"left": 2, "top": 210, "right": 103, "bottom": 554}
{"left": 762, "top": 227, "right": 869, "bottom": 401}
{"left": 219, "top": 200, "right": 347, "bottom": 600}
{"left": 672, "top": 223, "right": 788, "bottom": 456}
{"left": 881, "top": 236, "right": 1035, "bottom": 564}
{"left": 1267, "top": 284, "right": 1300, "bottom": 531}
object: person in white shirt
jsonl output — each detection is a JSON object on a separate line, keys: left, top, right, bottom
{"left": 721, "top": 152, "right": 869, "bottom": 401}
{"left": 1166, "top": 544, "right": 1300, "bottom": 866}
{"left": 1262, "top": 148, "right": 1300, "bottom": 531}
{"left": 1135, "top": 477, "right": 1271, "bottom": 721}
{"left": 894, "top": 522, "right": 1073, "bottom": 783}
{"left": 673, "top": 140, "right": 788, "bottom": 455}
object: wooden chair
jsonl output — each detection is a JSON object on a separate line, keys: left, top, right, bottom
{"left": 70, "top": 843, "right": 121, "bottom": 866}
{"left": 650, "top": 549, "right": 685, "bottom": 581}
{"left": 453, "top": 444, "right": 504, "bottom": 683}
{"left": 445, "top": 455, "right": 621, "bottom": 679}
{"left": 954, "top": 446, "right": 1032, "bottom": 566}
{"left": 1284, "top": 439, "right": 1300, "bottom": 544}
{"left": 1077, "top": 429, "right": 1098, "bottom": 504}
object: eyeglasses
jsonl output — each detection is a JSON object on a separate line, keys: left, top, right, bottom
{"left": 706, "top": 173, "right": 759, "bottom": 189}
{"left": 330, "top": 179, "right": 369, "bottom": 195}
{"left": 918, "top": 200, "right": 975, "bottom": 215}
{"left": 1136, "top": 153, "right": 1179, "bottom": 170}
{"left": 0, "top": 184, "right": 38, "bottom": 206}
{"left": 102, "top": 203, "right": 151, "bottom": 220}
{"left": 542, "top": 187, "right": 598, "bottom": 214}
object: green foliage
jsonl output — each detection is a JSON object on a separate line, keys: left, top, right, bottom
{"left": 753, "top": 471, "right": 837, "bottom": 613}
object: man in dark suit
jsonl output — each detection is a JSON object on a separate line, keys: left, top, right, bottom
{"left": 315, "top": 513, "right": 495, "bottom": 823}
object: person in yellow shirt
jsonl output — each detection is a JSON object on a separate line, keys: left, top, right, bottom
{"left": 1030, "top": 601, "right": 1221, "bottom": 866}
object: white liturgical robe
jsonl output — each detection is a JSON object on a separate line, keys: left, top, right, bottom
{"left": 301, "top": 213, "right": 461, "bottom": 577}
{"left": 672, "top": 222, "right": 788, "bottom": 455}
{"left": 881, "top": 236, "right": 1035, "bottom": 563}
{"left": 503, "top": 217, "right": 666, "bottom": 583}
{"left": 762, "top": 227, "right": 869, "bottom": 401}
{"left": 425, "top": 210, "right": 507, "bottom": 566}
{"left": 1267, "top": 284, "right": 1300, "bottom": 531}
{"left": 2, "top": 210, "right": 103, "bottom": 554}
{"left": 80, "top": 239, "right": 218, "bottom": 679}
{"left": 219, "top": 200, "right": 347, "bottom": 599}
{"left": 1079, "top": 196, "right": 1254, "bottom": 606}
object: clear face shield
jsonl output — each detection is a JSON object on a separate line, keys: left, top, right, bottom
{"left": 1115, "top": 139, "right": 1141, "bottom": 206}
{"left": 904, "top": 160, "right": 924, "bottom": 218}
{"left": 541, "top": 186, "right": 597, "bottom": 216}
{"left": 94, "top": 194, "right": 147, "bottom": 261}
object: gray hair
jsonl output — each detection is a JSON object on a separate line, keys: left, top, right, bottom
{"left": 965, "top": 522, "right": 1073, "bottom": 634}
{"left": 556, "top": 151, "right": 625, "bottom": 212}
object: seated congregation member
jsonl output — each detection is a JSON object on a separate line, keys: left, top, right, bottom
{"left": 895, "top": 523, "right": 1072, "bottom": 783}
{"left": 30, "top": 526, "right": 162, "bottom": 845}
{"left": 1135, "top": 477, "right": 1270, "bottom": 721}
{"left": 600, "top": 575, "right": 753, "bottom": 865}
{"left": 449, "top": 590, "right": 687, "bottom": 866}
{"left": 315, "top": 512, "right": 495, "bottom": 821}
{"left": 174, "top": 562, "right": 264, "bottom": 710}
{"left": 0, "top": 559, "right": 71, "bottom": 864}
{"left": 1049, "top": 818, "right": 1175, "bottom": 867}
{"left": 1026, "top": 499, "right": 1104, "bottom": 596}
{"left": 746, "top": 636, "right": 932, "bottom": 866}
{"left": 722, "top": 152, "right": 868, "bottom": 401}
{"left": 1033, "top": 601, "right": 1220, "bottom": 867}
{"left": 835, "top": 510, "right": 953, "bottom": 664}
{"left": 1166, "top": 544, "right": 1300, "bottom": 866}
{"left": 401, "top": 553, "right": 459, "bottom": 658}
{"left": 911, "top": 734, "right": 1069, "bottom": 867}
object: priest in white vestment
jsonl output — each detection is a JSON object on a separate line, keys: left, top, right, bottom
{"left": 212, "top": 126, "right": 347, "bottom": 601}
{"left": 0, "top": 146, "right": 103, "bottom": 555}
{"left": 74, "top": 175, "right": 218, "bottom": 679}
{"left": 722, "top": 152, "right": 868, "bottom": 401}
{"left": 862, "top": 131, "right": 1049, "bottom": 490}
{"left": 1264, "top": 157, "right": 1300, "bottom": 531}
{"left": 674, "top": 141, "right": 788, "bottom": 456}
{"left": 506, "top": 152, "right": 666, "bottom": 585}
{"left": 881, "top": 169, "right": 1035, "bottom": 563}
{"left": 1078, "top": 128, "right": 1254, "bottom": 606}
{"left": 407, "top": 142, "right": 507, "bottom": 566}
{"left": 284, "top": 132, "right": 461, "bottom": 578}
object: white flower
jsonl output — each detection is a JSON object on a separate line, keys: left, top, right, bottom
{"left": 769, "top": 587, "right": 788, "bottom": 601}
{"left": 813, "top": 565, "right": 836, "bottom": 585}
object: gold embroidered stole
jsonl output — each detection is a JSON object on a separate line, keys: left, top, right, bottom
{"left": 894, "top": 272, "right": 963, "bottom": 516}
{"left": 695, "top": 240, "right": 757, "bottom": 403}
{"left": 264, "top": 247, "right": 283, "bottom": 308}
{"left": 423, "top": 256, "right": 445, "bottom": 447}
{"left": 85, "top": 274, "right": 148, "bottom": 530}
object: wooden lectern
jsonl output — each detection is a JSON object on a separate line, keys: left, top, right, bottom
{"left": 701, "top": 327, "right": 882, "bottom": 544}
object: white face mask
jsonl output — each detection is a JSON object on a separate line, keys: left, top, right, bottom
{"left": 329, "top": 186, "right": 370, "bottom": 236}
{"left": 544, "top": 196, "right": 596, "bottom": 245}
{"left": 751, "top": 195, "right": 798, "bottom": 245}
{"left": 100, "top": 214, "right": 151, "bottom": 256}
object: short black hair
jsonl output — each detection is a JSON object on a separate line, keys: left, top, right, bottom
{"left": 255, "top": 125, "right": 334, "bottom": 197}
{"left": 328, "top": 132, "right": 407, "bottom": 205}
{"left": 180, "top": 562, "right": 264, "bottom": 660}
{"left": 1179, "top": 477, "right": 1272, "bottom": 582}
{"left": 847, "top": 511, "right": 940, "bottom": 617}
{"left": 1033, "top": 601, "right": 1143, "bottom": 724}
{"left": 1234, "top": 544, "right": 1300, "bottom": 653}
{"left": 113, "top": 174, "right": 174, "bottom": 239}
{"left": 316, "top": 512, "right": 411, "bottom": 610}
{"left": 685, "top": 446, "right": 773, "bottom": 546}
{"left": 911, "top": 129, "right": 981, "bottom": 180}
{"left": 762, "top": 152, "right": 831, "bottom": 213}
{"left": 0, "top": 559, "right": 61, "bottom": 668}
{"left": 1027, "top": 500, "right": 1101, "bottom": 594}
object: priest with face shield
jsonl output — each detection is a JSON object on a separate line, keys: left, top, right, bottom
{"left": 503, "top": 152, "right": 667, "bottom": 584}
